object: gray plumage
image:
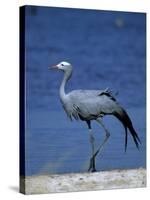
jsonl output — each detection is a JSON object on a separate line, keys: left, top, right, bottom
{"left": 51, "top": 61, "right": 141, "bottom": 172}
{"left": 63, "top": 89, "right": 117, "bottom": 120}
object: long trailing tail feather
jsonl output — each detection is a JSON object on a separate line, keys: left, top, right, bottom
{"left": 113, "top": 107, "right": 141, "bottom": 151}
{"left": 128, "top": 124, "right": 141, "bottom": 149}
{"left": 124, "top": 125, "right": 128, "bottom": 152}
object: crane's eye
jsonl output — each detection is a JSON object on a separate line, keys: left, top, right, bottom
{"left": 61, "top": 64, "right": 64, "bottom": 66}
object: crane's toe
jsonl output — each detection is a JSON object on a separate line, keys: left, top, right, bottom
{"left": 91, "top": 168, "right": 97, "bottom": 172}
{"left": 88, "top": 157, "right": 97, "bottom": 172}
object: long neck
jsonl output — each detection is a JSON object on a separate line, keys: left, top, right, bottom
{"left": 59, "top": 71, "right": 71, "bottom": 102}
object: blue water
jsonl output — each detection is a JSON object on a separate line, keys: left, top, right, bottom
{"left": 24, "top": 6, "right": 146, "bottom": 176}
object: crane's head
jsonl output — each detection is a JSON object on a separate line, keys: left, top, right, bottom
{"left": 51, "top": 61, "right": 73, "bottom": 74}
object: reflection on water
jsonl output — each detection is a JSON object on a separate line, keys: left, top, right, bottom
{"left": 24, "top": 6, "right": 146, "bottom": 175}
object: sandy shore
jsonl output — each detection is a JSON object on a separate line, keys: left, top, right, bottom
{"left": 20, "top": 168, "right": 146, "bottom": 194}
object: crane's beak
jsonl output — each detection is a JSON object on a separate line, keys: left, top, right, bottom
{"left": 49, "top": 65, "right": 58, "bottom": 70}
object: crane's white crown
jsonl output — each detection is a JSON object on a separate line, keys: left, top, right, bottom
{"left": 56, "top": 61, "right": 72, "bottom": 71}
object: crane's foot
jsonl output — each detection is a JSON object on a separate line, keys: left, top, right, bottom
{"left": 90, "top": 168, "right": 97, "bottom": 173}
{"left": 91, "top": 168, "right": 97, "bottom": 172}
{"left": 88, "top": 157, "right": 97, "bottom": 172}
{"left": 88, "top": 166, "right": 97, "bottom": 173}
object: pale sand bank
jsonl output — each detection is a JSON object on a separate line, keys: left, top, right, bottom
{"left": 20, "top": 168, "right": 146, "bottom": 194}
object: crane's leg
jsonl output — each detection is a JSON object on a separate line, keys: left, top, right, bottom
{"left": 86, "top": 120, "right": 97, "bottom": 172}
{"left": 90, "top": 118, "right": 110, "bottom": 165}
{"left": 88, "top": 128, "right": 97, "bottom": 172}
